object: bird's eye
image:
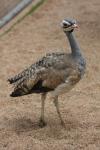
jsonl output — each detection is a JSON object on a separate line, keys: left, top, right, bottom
{"left": 63, "top": 23, "right": 68, "bottom": 26}
{"left": 63, "top": 23, "right": 70, "bottom": 27}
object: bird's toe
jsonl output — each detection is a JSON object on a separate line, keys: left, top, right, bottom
{"left": 39, "top": 119, "right": 47, "bottom": 128}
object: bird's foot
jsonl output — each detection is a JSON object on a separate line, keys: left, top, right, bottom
{"left": 39, "top": 119, "right": 47, "bottom": 128}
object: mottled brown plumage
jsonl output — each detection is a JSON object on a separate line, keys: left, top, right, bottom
{"left": 8, "top": 53, "right": 83, "bottom": 96}
{"left": 8, "top": 19, "right": 86, "bottom": 127}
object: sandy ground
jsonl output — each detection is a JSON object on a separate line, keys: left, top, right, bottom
{"left": 0, "top": 0, "right": 100, "bottom": 149}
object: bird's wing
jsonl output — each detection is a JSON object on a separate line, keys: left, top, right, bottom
{"left": 11, "top": 66, "right": 70, "bottom": 97}
{"left": 9, "top": 52, "right": 77, "bottom": 96}
{"left": 10, "top": 67, "right": 46, "bottom": 96}
{"left": 8, "top": 52, "right": 66, "bottom": 84}
{"left": 8, "top": 64, "right": 38, "bottom": 84}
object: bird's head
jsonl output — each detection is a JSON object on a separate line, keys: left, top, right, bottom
{"left": 61, "top": 19, "right": 78, "bottom": 32}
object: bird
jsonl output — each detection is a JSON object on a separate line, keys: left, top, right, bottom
{"left": 8, "top": 18, "right": 86, "bottom": 128}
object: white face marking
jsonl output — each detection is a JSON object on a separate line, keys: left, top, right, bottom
{"left": 63, "top": 25, "right": 73, "bottom": 32}
{"left": 62, "top": 20, "right": 70, "bottom": 26}
{"left": 61, "top": 19, "right": 77, "bottom": 32}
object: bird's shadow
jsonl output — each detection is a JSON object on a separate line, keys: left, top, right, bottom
{"left": 10, "top": 117, "right": 64, "bottom": 139}
{"left": 5, "top": 114, "right": 81, "bottom": 140}
{"left": 7, "top": 117, "right": 40, "bottom": 135}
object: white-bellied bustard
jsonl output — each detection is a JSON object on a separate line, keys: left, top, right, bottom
{"left": 8, "top": 19, "right": 86, "bottom": 128}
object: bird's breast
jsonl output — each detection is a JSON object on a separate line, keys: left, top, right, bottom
{"left": 78, "top": 58, "right": 86, "bottom": 78}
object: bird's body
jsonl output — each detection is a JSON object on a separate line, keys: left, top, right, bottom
{"left": 8, "top": 19, "right": 86, "bottom": 127}
{"left": 8, "top": 52, "right": 85, "bottom": 96}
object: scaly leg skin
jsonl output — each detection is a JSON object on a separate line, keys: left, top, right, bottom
{"left": 51, "top": 82, "right": 72, "bottom": 128}
{"left": 39, "top": 93, "right": 47, "bottom": 128}
{"left": 53, "top": 96, "right": 66, "bottom": 128}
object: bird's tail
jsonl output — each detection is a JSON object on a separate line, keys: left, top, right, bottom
{"left": 8, "top": 75, "right": 23, "bottom": 84}
{"left": 8, "top": 68, "right": 29, "bottom": 84}
{"left": 10, "top": 88, "right": 25, "bottom": 97}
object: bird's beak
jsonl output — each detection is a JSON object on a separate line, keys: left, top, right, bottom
{"left": 72, "top": 24, "right": 78, "bottom": 28}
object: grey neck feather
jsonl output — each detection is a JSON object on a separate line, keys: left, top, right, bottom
{"left": 66, "top": 31, "right": 82, "bottom": 57}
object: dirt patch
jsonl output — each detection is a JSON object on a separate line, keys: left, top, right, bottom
{"left": 0, "top": 0, "right": 100, "bottom": 149}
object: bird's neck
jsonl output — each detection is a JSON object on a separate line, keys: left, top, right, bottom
{"left": 66, "top": 31, "right": 82, "bottom": 57}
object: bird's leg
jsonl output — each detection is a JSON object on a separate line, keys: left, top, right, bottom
{"left": 53, "top": 96, "right": 65, "bottom": 128}
{"left": 39, "top": 93, "right": 47, "bottom": 127}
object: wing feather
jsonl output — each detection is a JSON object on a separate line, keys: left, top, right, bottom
{"left": 9, "top": 52, "right": 76, "bottom": 97}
